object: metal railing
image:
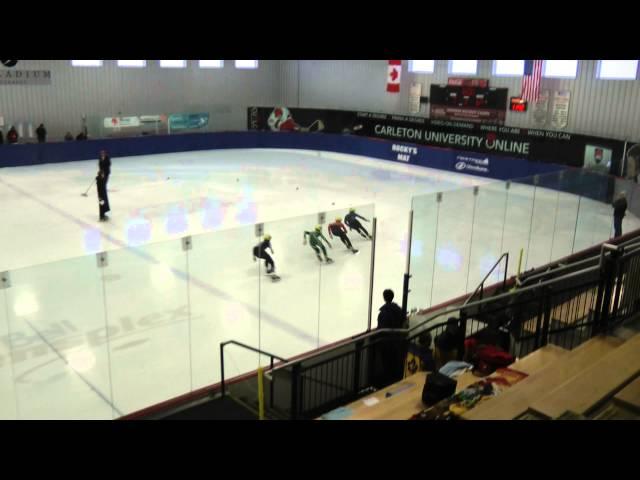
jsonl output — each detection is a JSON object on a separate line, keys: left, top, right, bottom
{"left": 464, "top": 252, "right": 509, "bottom": 306}
{"left": 214, "top": 238, "right": 640, "bottom": 420}
{"left": 219, "top": 340, "right": 286, "bottom": 398}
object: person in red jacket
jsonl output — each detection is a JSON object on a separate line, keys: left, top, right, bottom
{"left": 7, "top": 126, "right": 18, "bottom": 144}
{"left": 327, "top": 217, "right": 358, "bottom": 254}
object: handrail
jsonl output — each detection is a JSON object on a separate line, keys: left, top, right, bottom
{"left": 220, "top": 340, "right": 287, "bottom": 397}
{"left": 269, "top": 328, "right": 408, "bottom": 373}
{"left": 519, "top": 255, "right": 600, "bottom": 286}
{"left": 407, "top": 263, "right": 603, "bottom": 335}
{"left": 464, "top": 252, "right": 509, "bottom": 306}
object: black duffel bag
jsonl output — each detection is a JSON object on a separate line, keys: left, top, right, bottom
{"left": 422, "top": 371, "right": 457, "bottom": 406}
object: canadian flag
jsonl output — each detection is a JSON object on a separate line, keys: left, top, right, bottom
{"left": 386, "top": 60, "right": 401, "bottom": 93}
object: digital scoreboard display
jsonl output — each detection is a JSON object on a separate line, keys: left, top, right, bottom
{"left": 510, "top": 97, "right": 528, "bottom": 112}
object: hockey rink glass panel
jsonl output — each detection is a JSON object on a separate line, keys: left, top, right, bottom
{"left": 316, "top": 204, "right": 374, "bottom": 343}
{"left": 187, "top": 223, "right": 260, "bottom": 390}
{"left": 2, "top": 255, "right": 114, "bottom": 419}
{"left": 466, "top": 181, "right": 508, "bottom": 293}
{"left": 101, "top": 239, "right": 191, "bottom": 416}
{"left": 525, "top": 177, "right": 559, "bottom": 270}
{"left": 0, "top": 288, "right": 17, "bottom": 419}
{"left": 545, "top": 171, "right": 580, "bottom": 262}
{"left": 501, "top": 179, "right": 536, "bottom": 278}
{"left": 258, "top": 211, "right": 325, "bottom": 360}
{"left": 573, "top": 172, "right": 613, "bottom": 253}
{"left": 409, "top": 192, "right": 439, "bottom": 310}
{"left": 430, "top": 187, "right": 477, "bottom": 307}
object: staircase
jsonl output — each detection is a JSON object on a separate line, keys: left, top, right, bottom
{"left": 461, "top": 333, "right": 640, "bottom": 420}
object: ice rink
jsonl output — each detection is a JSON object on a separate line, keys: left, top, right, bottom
{"left": 1, "top": 148, "right": 637, "bottom": 419}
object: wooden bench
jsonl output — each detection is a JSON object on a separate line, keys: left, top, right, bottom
{"left": 612, "top": 377, "right": 640, "bottom": 413}
{"left": 529, "top": 334, "right": 640, "bottom": 419}
{"left": 463, "top": 336, "right": 622, "bottom": 420}
{"left": 318, "top": 372, "right": 427, "bottom": 420}
{"left": 454, "top": 344, "right": 567, "bottom": 393}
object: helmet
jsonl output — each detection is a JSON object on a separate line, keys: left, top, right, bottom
{"left": 315, "top": 225, "right": 322, "bottom": 232}
{"left": 349, "top": 208, "right": 355, "bottom": 213}
{"left": 264, "top": 234, "right": 271, "bottom": 241}
{"left": 335, "top": 217, "right": 342, "bottom": 222}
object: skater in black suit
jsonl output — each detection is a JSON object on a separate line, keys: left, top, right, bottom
{"left": 96, "top": 171, "right": 110, "bottom": 221}
{"left": 345, "top": 208, "right": 371, "bottom": 239}
{"left": 253, "top": 234, "right": 275, "bottom": 274}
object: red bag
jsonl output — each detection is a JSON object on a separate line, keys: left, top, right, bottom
{"left": 474, "top": 345, "right": 514, "bottom": 374}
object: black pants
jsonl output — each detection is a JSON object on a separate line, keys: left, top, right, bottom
{"left": 253, "top": 247, "right": 274, "bottom": 271}
{"left": 311, "top": 243, "right": 327, "bottom": 258}
{"left": 347, "top": 221, "right": 369, "bottom": 238}
{"left": 614, "top": 216, "right": 623, "bottom": 238}
{"left": 97, "top": 177, "right": 110, "bottom": 219}
{"left": 334, "top": 231, "right": 352, "bottom": 249}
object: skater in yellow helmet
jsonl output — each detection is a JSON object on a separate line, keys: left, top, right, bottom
{"left": 303, "top": 225, "right": 333, "bottom": 263}
{"left": 253, "top": 234, "right": 275, "bottom": 274}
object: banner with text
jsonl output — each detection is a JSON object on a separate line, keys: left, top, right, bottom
{"left": 248, "top": 106, "right": 626, "bottom": 174}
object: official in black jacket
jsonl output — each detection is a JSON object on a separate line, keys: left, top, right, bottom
{"left": 99, "top": 150, "right": 111, "bottom": 186}
{"left": 96, "top": 171, "right": 110, "bottom": 221}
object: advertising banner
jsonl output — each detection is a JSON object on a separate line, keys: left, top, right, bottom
{"left": 248, "top": 106, "right": 626, "bottom": 173}
{"left": 168, "top": 113, "right": 210, "bottom": 131}
{"left": 104, "top": 116, "right": 141, "bottom": 129}
{"left": 551, "top": 90, "right": 571, "bottom": 129}
{"left": 532, "top": 90, "right": 550, "bottom": 128}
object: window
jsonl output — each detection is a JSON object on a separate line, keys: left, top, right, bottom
{"left": 235, "top": 60, "right": 258, "bottom": 69}
{"left": 159, "top": 60, "right": 187, "bottom": 68}
{"left": 409, "top": 60, "right": 435, "bottom": 73}
{"left": 493, "top": 60, "right": 525, "bottom": 76}
{"left": 449, "top": 60, "right": 477, "bottom": 75}
{"left": 71, "top": 60, "right": 103, "bottom": 67}
{"left": 543, "top": 60, "right": 578, "bottom": 78}
{"left": 199, "top": 60, "right": 224, "bottom": 69}
{"left": 117, "top": 60, "right": 147, "bottom": 68}
{"left": 597, "top": 60, "right": 638, "bottom": 80}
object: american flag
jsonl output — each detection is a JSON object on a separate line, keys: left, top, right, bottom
{"left": 521, "top": 60, "right": 543, "bottom": 102}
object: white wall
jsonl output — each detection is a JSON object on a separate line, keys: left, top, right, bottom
{"left": 281, "top": 60, "right": 640, "bottom": 142}
{"left": 0, "top": 60, "right": 281, "bottom": 139}
{"left": 2, "top": 60, "right": 640, "bottom": 142}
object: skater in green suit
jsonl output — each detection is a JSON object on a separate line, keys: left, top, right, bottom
{"left": 303, "top": 225, "right": 333, "bottom": 263}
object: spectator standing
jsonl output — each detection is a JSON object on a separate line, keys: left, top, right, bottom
{"left": 613, "top": 191, "right": 628, "bottom": 238}
{"left": 36, "top": 123, "right": 47, "bottom": 143}
{"left": 0, "top": 130, "right": 4, "bottom": 144}
{"left": 377, "top": 289, "right": 405, "bottom": 329}
{"left": 7, "top": 126, "right": 18, "bottom": 144}
{"left": 373, "top": 289, "right": 407, "bottom": 388}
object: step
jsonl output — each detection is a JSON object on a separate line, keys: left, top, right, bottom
{"left": 463, "top": 336, "right": 622, "bottom": 420}
{"left": 529, "top": 333, "right": 640, "bottom": 419}
{"left": 613, "top": 377, "right": 640, "bottom": 413}
{"left": 510, "top": 344, "right": 568, "bottom": 376}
